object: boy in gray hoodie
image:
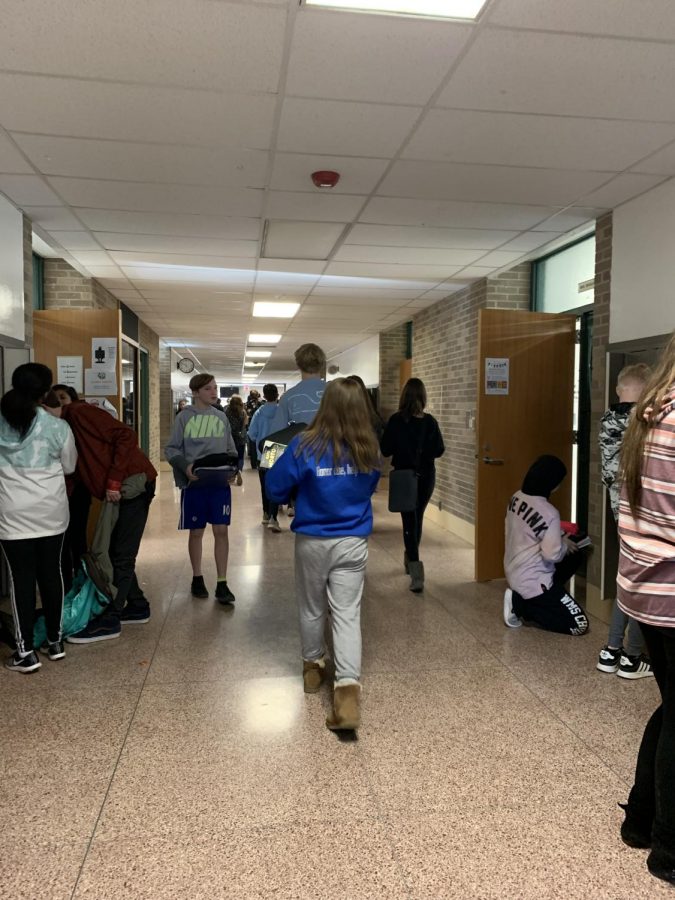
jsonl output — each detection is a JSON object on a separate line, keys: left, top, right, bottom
{"left": 165, "top": 373, "right": 238, "bottom": 604}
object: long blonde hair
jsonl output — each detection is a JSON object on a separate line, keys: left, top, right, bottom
{"left": 621, "top": 330, "right": 675, "bottom": 515}
{"left": 296, "top": 378, "right": 380, "bottom": 473}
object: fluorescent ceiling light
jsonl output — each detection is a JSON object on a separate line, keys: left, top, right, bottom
{"left": 304, "top": 0, "right": 487, "bottom": 19}
{"left": 246, "top": 350, "right": 272, "bottom": 359}
{"left": 248, "top": 333, "right": 282, "bottom": 344}
{"left": 244, "top": 361, "right": 265, "bottom": 368}
{"left": 253, "top": 302, "right": 300, "bottom": 319}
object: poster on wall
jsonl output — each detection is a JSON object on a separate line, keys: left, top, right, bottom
{"left": 91, "top": 337, "right": 117, "bottom": 371}
{"left": 485, "top": 357, "right": 510, "bottom": 395}
{"left": 56, "top": 356, "right": 84, "bottom": 394}
{"left": 84, "top": 367, "right": 117, "bottom": 396}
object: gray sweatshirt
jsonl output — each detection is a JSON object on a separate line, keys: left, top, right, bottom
{"left": 503, "top": 492, "right": 567, "bottom": 599}
{"left": 165, "top": 405, "right": 237, "bottom": 488}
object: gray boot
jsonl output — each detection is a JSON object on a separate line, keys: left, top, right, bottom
{"left": 409, "top": 560, "right": 424, "bottom": 593}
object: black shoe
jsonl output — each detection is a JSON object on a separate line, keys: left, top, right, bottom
{"left": 66, "top": 614, "right": 121, "bottom": 644}
{"left": 648, "top": 851, "right": 675, "bottom": 884}
{"left": 118, "top": 604, "right": 151, "bottom": 624}
{"left": 46, "top": 640, "right": 66, "bottom": 660}
{"left": 619, "top": 803, "right": 652, "bottom": 849}
{"left": 191, "top": 576, "right": 209, "bottom": 599}
{"left": 215, "top": 581, "right": 235, "bottom": 605}
{"left": 5, "top": 650, "right": 41, "bottom": 673}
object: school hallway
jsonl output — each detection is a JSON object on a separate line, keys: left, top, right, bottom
{"left": 1, "top": 469, "right": 667, "bottom": 900}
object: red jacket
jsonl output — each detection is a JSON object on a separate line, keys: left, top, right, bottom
{"left": 62, "top": 402, "right": 157, "bottom": 500}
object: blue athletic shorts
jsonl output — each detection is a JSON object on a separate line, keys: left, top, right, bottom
{"left": 179, "top": 485, "right": 231, "bottom": 530}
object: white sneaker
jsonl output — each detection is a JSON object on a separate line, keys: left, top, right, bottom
{"left": 268, "top": 517, "right": 281, "bottom": 533}
{"left": 503, "top": 589, "right": 522, "bottom": 628}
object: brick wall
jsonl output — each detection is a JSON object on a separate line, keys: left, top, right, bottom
{"left": 43, "top": 259, "right": 95, "bottom": 309}
{"left": 138, "top": 320, "right": 161, "bottom": 470}
{"left": 586, "top": 213, "right": 612, "bottom": 593}
{"left": 22, "top": 215, "right": 33, "bottom": 347}
{"left": 411, "top": 264, "right": 531, "bottom": 526}
{"left": 159, "top": 342, "right": 173, "bottom": 462}
{"left": 378, "top": 322, "right": 408, "bottom": 421}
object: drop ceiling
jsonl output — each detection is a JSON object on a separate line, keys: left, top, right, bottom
{"left": 1, "top": 0, "right": 675, "bottom": 382}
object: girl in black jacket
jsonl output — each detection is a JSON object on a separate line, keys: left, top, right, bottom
{"left": 380, "top": 378, "right": 444, "bottom": 593}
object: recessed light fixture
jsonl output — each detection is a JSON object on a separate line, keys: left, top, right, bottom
{"left": 246, "top": 350, "right": 272, "bottom": 359}
{"left": 248, "top": 333, "right": 282, "bottom": 344}
{"left": 304, "top": 0, "right": 487, "bottom": 19}
{"left": 244, "top": 361, "right": 265, "bottom": 368}
{"left": 252, "top": 302, "right": 300, "bottom": 319}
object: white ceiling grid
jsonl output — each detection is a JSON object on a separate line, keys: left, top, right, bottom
{"left": 0, "top": 0, "right": 674, "bottom": 382}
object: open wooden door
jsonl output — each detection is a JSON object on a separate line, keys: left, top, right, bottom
{"left": 475, "top": 309, "right": 576, "bottom": 581}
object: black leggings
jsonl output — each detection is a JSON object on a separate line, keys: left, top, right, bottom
{"left": 400, "top": 469, "right": 435, "bottom": 563}
{"left": 511, "top": 552, "right": 589, "bottom": 635}
{"left": 258, "top": 468, "right": 279, "bottom": 519}
{"left": 0, "top": 533, "right": 65, "bottom": 653}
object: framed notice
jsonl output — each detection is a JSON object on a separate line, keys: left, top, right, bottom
{"left": 485, "top": 357, "right": 509, "bottom": 395}
{"left": 56, "top": 355, "right": 84, "bottom": 394}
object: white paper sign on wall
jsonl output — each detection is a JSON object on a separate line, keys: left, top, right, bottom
{"left": 485, "top": 357, "right": 509, "bottom": 396}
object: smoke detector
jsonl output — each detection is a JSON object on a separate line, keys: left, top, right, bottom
{"left": 327, "top": 364, "right": 340, "bottom": 375}
{"left": 311, "top": 170, "right": 340, "bottom": 189}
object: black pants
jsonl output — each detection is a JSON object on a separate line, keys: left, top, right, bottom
{"left": 110, "top": 480, "right": 155, "bottom": 610}
{"left": 512, "top": 553, "right": 589, "bottom": 635}
{"left": 625, "top": 624, "right": 675, "bottom": 861}
{"left": 400, "top": 470, "right": 435, "bottom": 563}
{"left": 0, "top": 533, "right": 65, "bottom": 653}
{"left": 258, "top": 468, "right": 279, "bottom": 519}
{"left": 247, "top": 438, "right": 259, "bottom": 469}
{"left": 61, "top": 481, "right": 92, "bottom": 593}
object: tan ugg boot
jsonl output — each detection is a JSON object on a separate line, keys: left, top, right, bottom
{"left": 303, "top": 659, "right": 325, "bottom": 694}
{"left": 326, "top": 683, "right": 361, "bottom": 731}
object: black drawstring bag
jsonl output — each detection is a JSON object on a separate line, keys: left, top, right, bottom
{"left": 387, "top": 418, "right": 429, "bottom": 513}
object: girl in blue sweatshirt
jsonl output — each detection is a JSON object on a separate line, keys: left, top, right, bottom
{"left": 266, "top": 377, "right": 381, "bottom": 731}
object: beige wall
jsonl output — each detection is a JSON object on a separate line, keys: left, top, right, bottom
{"left": 138, "top": 319, "right": 161, "bottom": 471}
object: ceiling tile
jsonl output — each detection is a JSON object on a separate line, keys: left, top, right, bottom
{"left": 470, "top": 249, "right": 526, "bottom": 267}
{"left": 278, "top": 98, "right": 420, "bottom": 157}
{"left": 263, "top": 220, "right": 345, "bottom": 260}
{"left": 50, "top": 178, "right": 264, "bottom": 217}
{"left": 438, "top": 30, "right": 675, "bottom": 121}
{"left": 0, "top": 174, "right": 61, "bottom": 206}
{"left": 311, "top": 287, "right": 420, "bottom": 299}
{"left": 265, "top": 191, "right": 364, "bottom": 222}
{"left": 323, "top": 261, "right": 457, "bottom": 281}
{"left": 0, "top": 133, "right": 33, "bottom": 173}
{"left": 452, "top": 265, "right": 498, "bottom": 279}
{"left": 68, "top": 250, "right": 114, "bottom": 267}
{"left": 361, "top": 198, "right": 560, "bottom": 229}
{"left": 270, "top": 153, "right": 388, "bottom": 195}
{"left": 0, "top": 74, "right": 276, "bottom": 149}
{"left": 379, "top": 160, "right": 613, "bottom": 206}
{"left": 76, "top": 210, "right": 260, "bottom": 240}
{"left": 50, "top": 230, "right": 103, "bottom": 251}
{"left": 15, "top": 135, "right": 269, "bottom": 187}
{"left": 109, "top": 251, "right": 256, "bottom": 268}
{"left": 489, "top": 0, "right": 675, "bottom": 41}
{"left": 347, "top": 224, "right": 520, "bottom": 250}
{"left": 535, "top": 207, "right": 606, "bottom": 231}
{"left": 574, "top": 173, "right": 668, "bottom": 209}
{"left": 405, "top": 108, "right": 675, "bottom": 172}
{"left": 23, "top": 206, "right": 84, "bottom": 230}
{"left": 256, "top": 260, "right": 325, "bottom": 275}
{"left": 498, "top": 231, "right": 560, "bottom": 252}
{"left": 286, "top": 11, "right": 470, "bottom": 104}
{"left": 1, "top": 0, "right": 286, "bottom": 92}
{"left": 632, "top": 142, "right": 675, "bottom": 176}
{"left": 334, "top": 245, "right": 483, "bottom": 266}
{"left": 97, "top": 233, "right": 258, "bottom": 257}
{"left": 121, "top": 265, "right": 256, "bottom": 287}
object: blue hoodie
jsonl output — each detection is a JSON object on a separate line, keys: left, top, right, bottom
{"left": 246, "top": 402, "right": 278, "bottom": 461}
{"left": 265, "top": 435, "right": 380, "bottom": 538}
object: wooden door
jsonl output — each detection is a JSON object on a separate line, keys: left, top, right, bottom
{"left": 475, "top": 309, "right": 576, "bottom": 581}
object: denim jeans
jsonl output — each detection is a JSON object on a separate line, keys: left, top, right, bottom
{"left": 625, "top": 623, "right": 675, "bottom": 860}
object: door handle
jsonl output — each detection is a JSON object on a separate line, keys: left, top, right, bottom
{"left": 483, "top": 456, "right": 504, "bottom": 465}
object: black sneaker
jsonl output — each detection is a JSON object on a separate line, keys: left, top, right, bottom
{"left": 191, "top": 576, "right": 209, "bottom": 599}
{"left": 618, "top": 653, "right": 654, "bottom": 680}
{"left": 66, "top": 614, "right": 121, "bottom": 644}
{"left": 5, "top": 650, "right": 41, "bottom": 673}
{"left": 46, "top": 640, "right": 66, "bottom": 660}
{"left": 596, "top": 645, "right": 622, "bottom": 674}
{"left": 118, "top": 604, "right": 151, "bottom": 624}
{"left": 215, "top": 581, "right": 235, "bottom": 605}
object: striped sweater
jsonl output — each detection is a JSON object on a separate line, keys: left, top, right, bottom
{"left": 617, "top": 391, "right": 675, "bottom": 627}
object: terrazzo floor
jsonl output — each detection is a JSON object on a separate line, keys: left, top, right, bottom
{"left": 0, "top": 469, "right": 668, "bottom": 899}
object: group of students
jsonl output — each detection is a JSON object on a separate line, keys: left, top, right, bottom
{"left": 502, "top": 332, "right": 675, "bottom": 888}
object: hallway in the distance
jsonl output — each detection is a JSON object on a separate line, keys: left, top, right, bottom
{"left": 1, "top": 469, "right": 667, "bottom": 899}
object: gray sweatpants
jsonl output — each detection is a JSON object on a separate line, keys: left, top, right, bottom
{"left": 295, "top": 534, "right": 368, "bottom": 683}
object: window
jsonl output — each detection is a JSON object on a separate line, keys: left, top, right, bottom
{"left": 532, "top": 235, "right": 596, "bottom": 314}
